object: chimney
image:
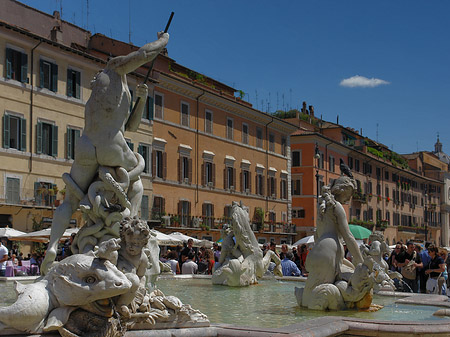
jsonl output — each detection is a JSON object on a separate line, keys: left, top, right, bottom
{"left": 336, "top": 115, "right": 339, "bottom": 125}
{"left": 51, "top": 11, "right": 63, "bottom": 43}
{"left": 309, "top": 105, "right": 314, "bottom": 117}
{"left": 302, "top": 101, "right": 307, "bottom": 114}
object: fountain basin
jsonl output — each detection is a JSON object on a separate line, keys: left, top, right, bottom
{"left": 2, "top": 275, "right": 450, "bottom": 336}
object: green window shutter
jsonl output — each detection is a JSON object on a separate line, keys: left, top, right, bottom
{"left": 51, "top": 63, "right": 58, "bottom": 92}
{"left": 34, "top": 182, "right": 42, "bottom": 204}
{"left": 39, "top": 60, "right": 44, "bottom": 88}
{"left": 141, "top": 195, "right": 149, "bottom": 220}
{"left": 50, "top": 183, "right": 57, "bottom": 205}
{"left": 67, "top": 127, "right": 72, "bottom": 159}
{"left": 6, "top": 48, "right": 13, "bottom": 79}
{"left": 127, "top": 140, "right": 134, "bottom": 151}
{"left": 66, "top": 69, "right": 73, "bottom": 97}
{"left": 148, "top": 95, "right": 154, "bottom": 120}
{"left": 20, "top": 117, "right": 26, "bottom": 151}
{"left": 52, "top": 124, "right": 58, "bottom": 157}
{"left": 137, "top": 144, "right": 143, "bottom": 155}
{"left": 3, "top": 114, "right": 10, "bottom": 149}
{"left": 36, "top": 121, "right": 42, "bottom": 154}
{"left": 21, "top": 52, "right": 28, "bottom": 83}
{"left": 75, "top": 70, "right": 81, "bottom": 98}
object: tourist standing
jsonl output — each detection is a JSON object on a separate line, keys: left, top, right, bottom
{"left": 297, "top": 244, "right": 309, "bottom": 276}
{"left": 425, "top": 245, "right": 445, "bottom": 294}
{"left": 179, "top": 239, "right": 196, "bottom": 269}
{"left": 0, "top": 238, "right": 8, "bottom": 277}
{"left": 281, "top": 252, "right": 301, "bottom": 276}
{"left": 419, "top": 242, "right": 431, "bottom": 293}
{"left": 396, "top": 241, "right": 422, "bottom": 292}
{"left": 181, "top": 252, "right": 198, "bottom": 274}
{"left": 166, "top": 251, "right": 180, "bottom": 275}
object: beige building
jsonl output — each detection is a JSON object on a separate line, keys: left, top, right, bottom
{"left": 1, "top": 1, "right": 298, "bottom": 248}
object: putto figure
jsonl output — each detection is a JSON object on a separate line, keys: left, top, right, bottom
{"left": 41, "top": 31, "right": 169, "bottom": 274}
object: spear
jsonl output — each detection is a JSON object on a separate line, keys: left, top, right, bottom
{"left": 131, "top": 11, "right": 174, "bottom": 115}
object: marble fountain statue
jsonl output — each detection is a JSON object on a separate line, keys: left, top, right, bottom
{"left": 212, "top": 201, "right": 282, "bottom": 286}
{"left": 0, "top": 31, "right": 208, "bottom": 337}
{"left": 295, "top": 165, "right": 382, "bottom": 311}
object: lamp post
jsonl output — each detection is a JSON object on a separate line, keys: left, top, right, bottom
{"left": 424, "top": 193, "right": 428, "bottom": 243}
{"left": 314, "top": 143, "right": 321, "bottom": 202}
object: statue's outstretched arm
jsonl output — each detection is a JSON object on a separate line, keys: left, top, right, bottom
{"left": 108, "top": 32, "right": 169, "bottom": 76}
{"left": 335, "top": 203, "right": 363, "bottom": 266}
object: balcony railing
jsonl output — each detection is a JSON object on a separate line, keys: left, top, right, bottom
{"left": 352, "top": 191, "right": 367, "bottom": 203}
{"left": 154, "top": 213, "right": 295, "bottom": 234}
{"left": 0, "top": 186, "right": 61, "bottom": 208}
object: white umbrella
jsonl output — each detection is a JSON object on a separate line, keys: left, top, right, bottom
{"left": 150, "top": 230, "right": 183, "bottom": 246}
{"left": 0, "top": 227, "right": 26, "bottom": 238}
{"left": 293, "top": 235, "right": 315, "bottom": 246}
{"left": 9, "top": 227, "right": 79, "bottom": 243}
{"left": 168, "top": 232, "right": 212, "bottom": 248}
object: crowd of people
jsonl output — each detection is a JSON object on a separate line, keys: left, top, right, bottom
{"left": 0, "top": 238, "right": 43, "bottom": 276}
{"left": 387, "top": 241, "right": 449, "bottom": 294}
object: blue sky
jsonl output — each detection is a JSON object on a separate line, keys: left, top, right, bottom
{"left": 20, "top": 0, "right": 450, "bottom": 155}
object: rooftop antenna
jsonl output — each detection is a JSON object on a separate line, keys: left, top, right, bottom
{"left": 376, "top": 123, "right": 379, "bottom": 142}
{"left": 86, "top": 0, "right": 89, "bottom": 30}
{"left": 276, "top": 92, "right": 279, "bottom": 111}
{"left": 289, "top": 88, "right": 292, "bottom": 110}
{"left": 255, "top": 90, "right": 258, "bottom": 110}
{"left": 128, "top": 0, "right": 131, "bottom": 43}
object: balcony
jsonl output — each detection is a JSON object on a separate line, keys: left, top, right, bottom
{"left": 154, "top": 213, "right": 296, "bottom": 234}
{"left": 0, "top": 185, "right": 61, "bottom": 208}
{"left": 352, "top": 191, "right": 367, "bottom": 203}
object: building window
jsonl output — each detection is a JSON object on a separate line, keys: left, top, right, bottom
{"left": 226, "top": 118, "right": 233, "bottom": 140}
{"left": 292, "top": 178, "right": 302, "bottom": 196}
{"left": 329, "top": 156, "right": 335, "bottom": 172}
{"left": 152, "top": 149, "right": 166, "bottom": 179}
{"left": 66, "top": 127, "right": 81, "bottom": 160}
{"left": 141, "top": 195, "right": 149, "bottom": 220}
{"left": 318, "top": 152, "right": 324, "bottom": 169}
{"left": 224, "top": 205, "right": 232, "bottom": 223}
{"left": 179, "top": 156, "right": 191, "bottom": 183}
{"left": 126, "top": 139, "right": 134, "bottom": 151}
{"left": 224, "top": 166, "right": 235, "bottom": 190}
{"left": 6, "top": 177, "right": 20, "bottom": 204}
{"left": 205, "top": 110, "right": 213, "bottom": 134}
{"left": 376, "top": 183, "right": 381, "bottom": 196}
{"left": 256, "top": 127, "right": 263, "bottom": 148}
{"left": 269, "top": 133, "right": 275, "bottom": 152}
{"left": 178, "top": 200, "right": 191, "bottom": 226}
{"left": 5, "top": 48, "right": 28, "bottom": 83}
{"left": 152, "top": 196, "right": 165, "bottom": 218}
{"left": 3, "top": 114, "right": 26, "bottom": 151}
{"left": 354, "top": 159, "right": 360, "bottom": 172}
{"left": 138, "top": 144, "right": 151, "bottom": 174}
{"left": 292, "top": 209, "right": 305, "bottom": 219}
{"left": 268, "top": 176, "right": 277, "bottom": 197}
{"left": 181, "top": 102, "right": 189, "bottom": 127}
{"left": 34, "top": 181, "right": 56, "bottom": 206}
{"left": 385, "top": 186, "right": 389, "bottom": 198}
{"left": 348, "top": 156, "right": 353, "bottom": 169}
{"left": 292, "top": 151, "right": 301, "bottom": 167}
{"left": 144, "top": 95, "right": 153, "bottom": 120}
{"left": 202, "top": 161, "right": 215, "bottom": 187}
{"left": 67, "top": 68, "right": 80, "bottom": 98}
{"left": 385, "top": 170, "right": 389, "bottom": 180}
{"left": 37, "top": 121, "right": 58, "bottom": 156}
{"left": 202, "top": 203, "right": 214, "bottom": 228}
{"left": 281, "top": 137, "right": 287, "bottom": 156}
{"left": 280, "top": 178, "right": 287, "bottom": 199}
{"left": 256, "top": 172, "right": 265, "bottom": 196}
{"left": 241, "top": 169, "right": 251, "bottom": 192}
{"left": 39, "top": 59, "right": 58, "bottom": 92}
{"left": 154, "top": 92, "right": 164, "bottom": 119}
{"left": 242, "top": 123, "right": 249, "bottom": 144}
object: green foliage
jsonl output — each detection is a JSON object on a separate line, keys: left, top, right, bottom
{"left": 367, "top": 146, "right": 384, "bottom": 159}
{"left": 31, "top": 216, "right": 46, "bottom": 255}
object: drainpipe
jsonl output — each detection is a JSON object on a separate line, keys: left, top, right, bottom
{"left": 195, "top": 90, "right": 205, "bottom": 205}
{"left": 265, "top": 116, "right": 274, "bottom": 219}
{"left": 29, "top": 39, "right": 43, "bottom": 172}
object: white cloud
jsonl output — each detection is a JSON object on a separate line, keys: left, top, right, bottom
{"left": 340, "top": 75, "right": 390, "bottom": 88}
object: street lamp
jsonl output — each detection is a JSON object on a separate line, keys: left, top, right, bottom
{"left": 424, "top": 192, "right": 428, "bottom": 243}
{"left": 314, "top": 143, "right": 321, "bottom": 202}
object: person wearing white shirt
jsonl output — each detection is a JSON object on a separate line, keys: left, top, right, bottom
{"left": 0, "top": 238, "right": 9, "bottom": 277}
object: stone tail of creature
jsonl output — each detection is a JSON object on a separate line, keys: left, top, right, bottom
{"left": 0, "top": 281, "right": 52, "bottom": 333}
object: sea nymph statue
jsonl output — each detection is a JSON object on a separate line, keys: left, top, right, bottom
{"left": 295, "top": 162, "right": 379, "bottom": 311}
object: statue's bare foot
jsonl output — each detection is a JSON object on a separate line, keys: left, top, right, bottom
{"left": 41, "top": 248, "right": 57, "bottom": 275}
{"left": 120, "top": 305, "right": 131, "bottom": 318}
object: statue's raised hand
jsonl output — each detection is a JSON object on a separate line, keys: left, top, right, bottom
{"left": 136, "top": 83, "right": 148, "bottom": 100}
